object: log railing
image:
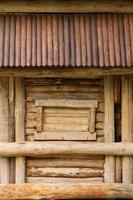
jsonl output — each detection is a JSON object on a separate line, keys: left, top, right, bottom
{"left": 0, "top": 141, "right": 132, "bottom": 156}
{"left": 0, "top": 182, "right": 133, "bottom": 199}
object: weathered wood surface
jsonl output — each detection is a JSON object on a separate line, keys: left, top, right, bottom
{"left": 15, "top": 78, "right": 25, "bottom": 183}
{"left": 104, "top": 77, "right": 115, "bottom": 183}
{"left": 35, "top": 99, "right": 98, "bottom": 108}
{"left": 27, "top": 167, "right": 103, "bottom": 178}
{"left": 27, "top": 177, "right": 103, "bottom": 183}
{"left": 0, "top": 77, "right": 9, "bottom": 183}
{"left": 0, "top": 68, "right": 132, "bottom": 77}
{"left": 0, "top": 14, "right": 133, "bottom": 67}
{"left": 122, "top": 76, "right": 133, "bottom": 183}
{"left": 0, "top": 183, "right": 133, "bottom": 199}
{"left": 27, "top": 157, "right": 104, "bottom": 168}
{"left": 0, "top": 0, "right": 133, "bottom": 13}
{"left": 0, "top": 142, "right": 132, "bottom": 156}
{"left": 34, "top": 131, "right": 96, "bottom": 141}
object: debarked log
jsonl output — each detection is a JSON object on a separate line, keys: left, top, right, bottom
{"left": 0, "top": 142, "right": 132, "bottom": 157}
{"left": 0, "top": 183, "right": 133, "bottom": 199}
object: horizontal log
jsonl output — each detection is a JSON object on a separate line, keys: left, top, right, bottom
{"left": 27, "top": 167, "right": 103, "bottom": 177}
{"left": 34, "top": 131, "right": 96, "bottom": 141}
{"left": 35, "top": 99, "right": 98, "bottom": 108}
{"left": 27, "top": 177, "right": 103, "bottom": 183}
{"left": 27, "top": 157, "right": 104, "bottom": 168}
{"left": 0, "top": 142, "right": 132, "bottom": 157}
{"left": 0, "top": 0, "right": 133, "bottom": 13}
{"left": 0, "top": 183, "right": 133, "bottom": 199}
{"left": 0, "top": 68, "right": 133, "bottom": 78}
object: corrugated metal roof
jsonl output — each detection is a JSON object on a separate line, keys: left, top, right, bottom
{"left": 0, "top": 13, "right": 133, "bottom": 67}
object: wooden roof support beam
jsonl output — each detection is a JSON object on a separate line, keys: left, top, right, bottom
{"left": 0, "top": 142, "right": 133, "bottom": 157}
{"left": 0, "top": 68, "right": 132, "bottom": 78}
{"left": 0, "top": 0, "right": 133, "bottom": 13}
{"left": 0, "top": 182, "right": 133, "bottom": 199}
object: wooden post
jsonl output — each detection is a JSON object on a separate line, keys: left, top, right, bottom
{"left": 104, "top": 76, "right": 115, "bottom": 183}
{"left": 15, "top": 78, "right": 25, "bottom": 183}
{"left": 9, "top": 77, "right": 15, "bottom": 183}
{"left": 0, "top": 77, "right": 9, "bottom": 183}
{"left": 122, "top": 76, "right": 133, "bottom": 183}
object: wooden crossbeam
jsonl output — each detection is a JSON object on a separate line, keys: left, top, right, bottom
{"left": 0, "top": 68, "right": 132, "bottom": 78}
{"left": 0, "top": 182, "right": 133, "bottom": 199}
{"left": 0, "top": 0, "right": 133, "bottom": 13}
{"left": 0, "top": 142, "right": 132, "bottom": 157}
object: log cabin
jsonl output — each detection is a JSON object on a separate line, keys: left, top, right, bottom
{"left": 0, "top": 0, "right": 133, "bottom": 199}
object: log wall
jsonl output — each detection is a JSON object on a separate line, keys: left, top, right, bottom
{"left": 25, "top": 78, "right": 105, "bottom": 184}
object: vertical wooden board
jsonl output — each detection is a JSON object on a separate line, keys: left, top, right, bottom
{"left": 53, "top": 15, "right": 58, "bottom": 66}
{"left": 85, "top": 14, "right": 92, "bottom": 66}
{"left": 9, "top": 77, "right": 15, "bottom": 183}
{"left": 89, "top": 108, "right": 96, "bottom": 133}
{"left": 26, "top": 15, "right": 32, "bottom": 66}
{"left": 124, "top": 14, "right": 132, "bottom": 66}
{"left": 113, "top": 14, "right": 121, "bottom": 67}
{"left": 42, "top": 15, "right": 47, "bottom": 66}
{"left": 122, "top": 76, "right": 133, "bottom": 183}
{"left": 90, "top": 14, "right": 98, "bottom": 67}
{"left": 102, "top": 14, "right": 109, "bottom": 67}
{"left": 58, "top": 14, "right": 64, "bottom": 66}
{"left": 47, "top": 15, "right": 53, "bottom": 66}
{"left": 9, "top": 15, "right": 15, "bottom": 67}
{"left": 129, "top": 14, "right": 133, "bottom": 66}
{"left": 15, "top": 15, "right": 21, "bottom": 67}
{"left": 118, "top": 14, "right": 126, "bottom": 67}
{"left": 36, "top": 107, "right": 43, "bottom": 132}
{"left": 107, "top": 14, "right": 115, "bottom": 67}
{"left": 104, "top": 76, "right": 115, "bottom": 183}
{"left": 31, "top": 15, "right": 37, "bottom": 66}
{"left": 0, "top": 77, "right": 9, "bottom": 183}
{"left": 80, "top": 14, "right": 87, "bottom": 66}
{"left": 97, "top": 14, "right": 104, "bottom": 67}
{"left": 4, "top": 15, "right": 10, "bottom": 67}
{"left": 15, "top": 78, "right": 25, "bottom": 183}
{"left": 74, "top": 14, "right": 81, "bottom": 66}
{"left": 21, "top": 15, "right": 26, "bottom": 67}
{"left": 69, "top": 15, "right": 75, "bottom": 66}
{"left": 64, "top": 15, "right": 70, "bottom": 66}
{"left": 0, "top": 15, "right": 4, "bottom": 66}
{"left": 37, "top": 15, "right": 42, "bottom": 66}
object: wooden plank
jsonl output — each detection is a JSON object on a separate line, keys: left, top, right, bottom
{"left": 0, "top": 68, "right": 132, "bottom": 78}
{"left": 36, "top": 107, "right": 43, "bottom": 133}
{"left": 27, "top": 167, "right": 103, "bottom": 177}
{"left": 2, "top": 182, "right": 133, "bottom": 199}
{"left": 122, "top": 76, "right": 133, "bottom": 183}
{"left": 15, "top": 78, "right": 25, "bottom": 183}
{"left": 35, "top": 99, "right": 98, "bottom": 108}
{"left": 27, "top": 158, "right": 104, "bottom": 168}
{"left": 0, "top": 77, "right": 9, "bottom": 183}
{"left": 34, "top": 131, "right": 96, "bottom": 141}
{"left": 104, "top": 76, "right": 115, "bottom": 183}
{"left": 27, "top": 177, "right": 103, "bottom": 183}
{"left": 0, "top": 142, "right": 133, "bottom": 157}
{"left": 89, "top": 108, "right": 96, "bottom": 133}
{"left": 0, "top": 0, "right": 133, "bottom": 13}
{"left": 9, "top": 77, "right": 15, "bottom": 183}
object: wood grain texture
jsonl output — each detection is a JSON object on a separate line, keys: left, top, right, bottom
{"left": 104, "top": 77, "right": 115, "bottom": 183}
{"left": 122, "top": 76, "right": 133, "bottom": 183}
{"left": 1, "top": 182, "right": 133, "bottom": 199}
{"left": 15, "top": 78, "right": 25, "bottom": 183}
{"left": 0, "top": 13, "right": 132, "bottom": 67}
{"left": 0, "top": 77, "right": 9, "bottom": 183}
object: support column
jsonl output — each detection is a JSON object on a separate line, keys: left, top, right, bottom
{"left": 15, "top": 78, "right": 25, "bottom": 183}
{"left": 122, "top": 76, "right": 133, "bottom": 183}
{"left": 0, "top": 77, "right": 9, "bottom": 183}
{"left": 104, "top": 76, "right": 115, "bottom": 183}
